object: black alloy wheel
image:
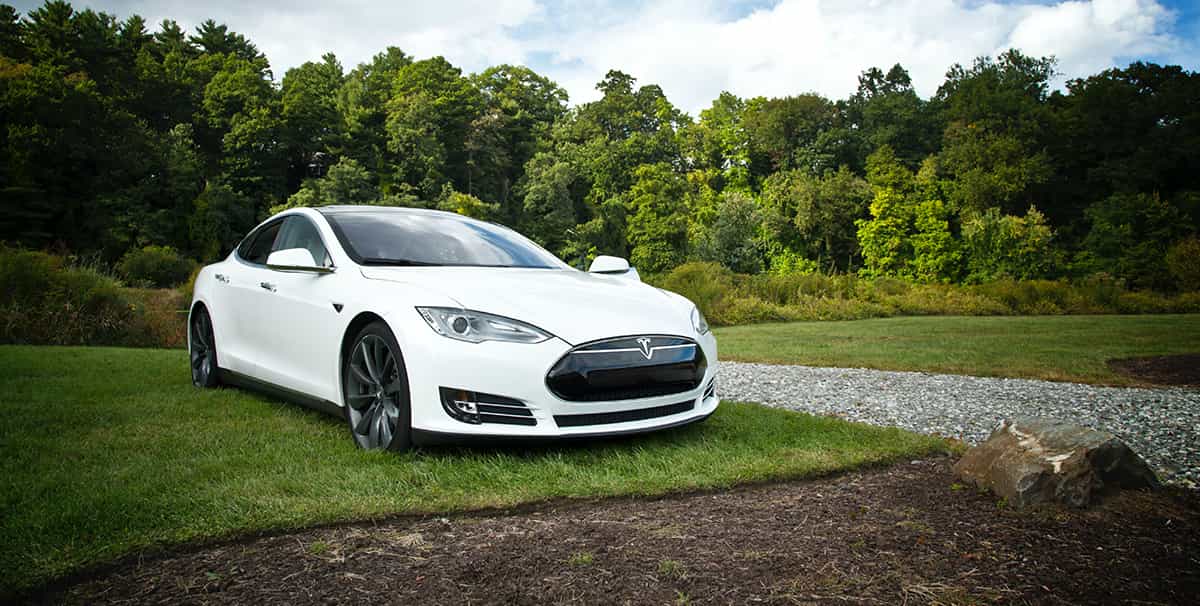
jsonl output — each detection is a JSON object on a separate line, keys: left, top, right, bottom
{"left": 189, "top": 307, "right": 220, "bottom": 388}
{"left": 343, "top": 322, "right": 412, "bottom": 451}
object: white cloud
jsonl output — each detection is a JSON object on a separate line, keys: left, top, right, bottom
{"left": 16, "top": 0, "right": 1193, "bottom": 113}
{"left": 56, "top": 0, "right": 541, "bottom": 75}
{"left": 528, "top": 0, "right": 1190, "bottom": 113}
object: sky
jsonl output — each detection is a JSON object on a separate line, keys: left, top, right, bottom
{"left": 12, "top": 0, "right": 1200, "bottom": 114}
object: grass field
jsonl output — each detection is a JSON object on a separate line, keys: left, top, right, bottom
{"left": 715, "top": 314, "right": 1200, "bottom": 385}
{"left": 0, "top": 346, "right": 949, "bottom": 595}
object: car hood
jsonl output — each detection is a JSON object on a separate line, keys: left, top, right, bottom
{"left": 360, "top": 266, "right": 696, "bottom": 345}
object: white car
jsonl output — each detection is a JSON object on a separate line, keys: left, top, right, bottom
{"left": 188, "top": 206, "right": 718, "bottom": 450}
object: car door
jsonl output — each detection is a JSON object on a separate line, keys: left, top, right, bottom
{"left": 217, "top": 219, "right": 283, "bottom": 375}
{"left": 252, "top": 215, "right": 345, "bottom": 401}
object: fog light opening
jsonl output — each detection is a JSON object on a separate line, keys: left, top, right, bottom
{"left": 440, "top": 387, "right": 481, "bottom": 424}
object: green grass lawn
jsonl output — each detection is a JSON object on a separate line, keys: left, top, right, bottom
{"left": 0, "top": 345, "right": 949, "bottom": 596}
{"left": 715, "top": 314, "right": 1200, "bottom": 384}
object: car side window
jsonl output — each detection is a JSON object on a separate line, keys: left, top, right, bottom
{"left": 273, "top": 216, "right": 331, "bottom": 267}
{"left": 239, "top": 221, "right": 283, "bottom": 265}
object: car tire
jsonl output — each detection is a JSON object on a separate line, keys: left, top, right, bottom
{"left": 342, "top": 321, "right": 413, "bottom": 451}
{"left": 189, "top": 306, "right": 221, "bottom": 388}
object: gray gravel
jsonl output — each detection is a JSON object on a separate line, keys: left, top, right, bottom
{"left": 717, "top": 361, "right": 1200, "bottom": 487}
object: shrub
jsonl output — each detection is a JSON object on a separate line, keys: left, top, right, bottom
{"left": 885, "top": 285, "right": 1010, "bottom": 316}
{"left": 0, "top": 246, "right": 145, "bottom": 345}
{"left": 1115, "top": 290, "right": 1172, "bottom": 314}
{"left": 857, "top": 276, "right": 911, "bottom": 299}
{"left": 1174, "top": 292, "right": 1200, "bottom": 313}
{"left": 765, "top": 248, "right": 819, "bottom": 275}
{"left": 1166, "top": 237, "right": 1200, "bottom": 292}
{"left": 119, "top": 245, "right": 196, "bottom": 288}
{"left": 178, "top": 265, "right": 202, "bottom": 307}
{"left": 640, "top": 257, "right": 1194, "bottom": 327}
{"left": 718, "top": 296, "right": 800, "bottom": 325}
{"left": 961, "top": 206, "right": 1057, "bottom": 282}
{"left": 690, "top": 191, "right": 764, "bottom": 274}
{"left": 789, "top": 295, "right": 892, "bottom": 321}
{"left": 653, "top": 262, "right": 736, "bottom": 321}
{"left": 125, "top": 288, "right": 188, "bottom": 348}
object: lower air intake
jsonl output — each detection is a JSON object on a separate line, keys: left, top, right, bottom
{"left": 554, "top": 400, "right": 694, "bottom": 428}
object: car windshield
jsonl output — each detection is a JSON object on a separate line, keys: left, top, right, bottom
{"left": 323, "top": 209, "right": 568, "bottom": 269}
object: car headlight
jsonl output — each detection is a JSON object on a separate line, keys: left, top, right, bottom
{"left": 416, "top": 307, "right": 554, "bottom": 344}
{"left": 691, "top": 306, "right": 709, "bottom": 335}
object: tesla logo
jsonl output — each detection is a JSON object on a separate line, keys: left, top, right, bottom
{"left": 636, "top": 337, "right": 654, "bottom": 359}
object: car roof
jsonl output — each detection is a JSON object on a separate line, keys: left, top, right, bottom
{"left": 316, "top": 205, "right": 459, "bottom": 218}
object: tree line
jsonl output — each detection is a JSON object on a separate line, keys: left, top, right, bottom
{"left": 2, "top": 1, "right": 1198, "bottom": 290}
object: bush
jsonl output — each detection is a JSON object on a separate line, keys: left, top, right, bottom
{"left": 1115, "top": 290, "right": 1173, "bottom": 314}
{"left": 653, "top": 262, "right": 736, "bottom": 321}
{"left": 884, "top": 285, "right": 1010, "bottom": 316}
{"left": 0, "top": 246, "right": 151, "bottom": 345}
{"left": 178, "top": 265, "right": 202, "bottom": 307}
{"left": 650, "top": 260, "right": 1199, "bottom": 328}
{"left": 789, "top": 295, "right": 892, "bottom": 321}
{"left": 718, "top": 296, "right": 801, "bottom": 325}
{"left": 119, "top": 245, "right": 196, "bottom": 288}
{"left": 1166, "top": 237, "right": 1200, "bottom": 292}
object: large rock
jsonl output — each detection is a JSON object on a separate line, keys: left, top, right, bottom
{"left": 954, "top": 417, "right": 1159, "bottom": 508}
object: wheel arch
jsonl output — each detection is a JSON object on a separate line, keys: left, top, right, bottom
{"left": 187, "top": 299, "right": 209, "bottom": 351}
{"left": 337, "top": 311, "right": 389, "bottom": 407}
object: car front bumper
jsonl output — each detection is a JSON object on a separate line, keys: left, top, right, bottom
{"left": 397, "top": 325, "right": 720, "bottom": 439}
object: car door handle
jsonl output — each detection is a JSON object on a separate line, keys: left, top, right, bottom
{"left": 214, "top": 273, "right": 229, "bottom": 284}
{"left": 259, "top": 282, "right": 276, "bottom": 292}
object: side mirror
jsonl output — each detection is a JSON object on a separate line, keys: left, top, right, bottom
{"left": 588, "top": 255, "right": 640, "bottom": 281}
{"left": 267, "top": 248, "right": 333, "bottom": 274}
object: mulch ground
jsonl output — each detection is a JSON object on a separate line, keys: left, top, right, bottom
{"left": 1107, "top": 353, "right": 1200, "bottom": 386}
{"left": 43, "top": 457, "right": 1200, "bottom": 605}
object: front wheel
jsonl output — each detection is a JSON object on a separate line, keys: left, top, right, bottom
{"left": 342, "top": 321, "right": 413, "bottom": 451}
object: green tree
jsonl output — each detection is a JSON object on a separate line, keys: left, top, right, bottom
{"left": 961, "top": 206, "right": 1056, "bottom": 282}
{"left": 385, "top": 56, "right": 484, "bottom": 198}
{"left": 1078, "top": 192, "right": 1189, "bottom": 288}
{"left": 683, "top": 91, "right": 751, "bottom": 190}
{"left": 624, "top": 163, "right": 689, "bottom": 273}
{"left": 520, "top": 153, "right": 579, "bottom": 254}
{"left": 742, "top": 93, "right": 838, "bottom": 176}
{"left": 338, "top": 47, "right": 412, "bottom": 185}
{"left": 1166, "top": 236, "right": 1200, "bottom": 292}
{"left": 934, "top": 50, "right": 1057, "bottom": 214}
{"left": 436, "top": 185, "right": 500, "bottom": 221}
{"left": 759, "top": 166, "right": 871, "bottom": 270}
{"left": 692, "top": 191, "right": 763, "bottom": 273}
{"left": 1048, "top": 62, "right": 1200, "bottom": 231}
{"left": 910, "top": 199, "right": 962, "bottom": 283}
{"left": 189, "top": 179, "right": 255, "bottom": 259}
{"left": 843, "top": 64, "right": 937, "bottom": 170}
{"left": 281, "top": 53, "right": 345, "bottom": 189}
{"left": 856, "top": 188, "right": 914, "bottom": 279}
{"left": 472, "top": 64, "right": 566, "bottom": 217}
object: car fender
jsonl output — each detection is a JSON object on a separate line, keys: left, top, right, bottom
{"left": 326, "top": 277, "right": 462, "bottom": 409}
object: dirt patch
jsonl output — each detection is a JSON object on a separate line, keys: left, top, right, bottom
{"left": 1108, "top": 354, "right": 1200, "bottom": 386}
{"left": 40, "top": 458, "right": 1200, "bottom": 605}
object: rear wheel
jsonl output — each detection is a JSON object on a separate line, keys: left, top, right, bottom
{"left": 342, "top": 321, "right": 412, "bottom": 451}
{"left": 189, "top": 307, "right": 220, "bottom": 388}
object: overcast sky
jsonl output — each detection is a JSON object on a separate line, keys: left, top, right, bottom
{"left": 12, "top": 0, "right": 1200, "bottom": 114}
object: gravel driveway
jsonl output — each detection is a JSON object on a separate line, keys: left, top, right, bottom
{"left": 718, "top": 361, "right": 1200, "bottom": 486}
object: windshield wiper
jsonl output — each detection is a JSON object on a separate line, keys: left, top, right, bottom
{"left": 358, "top": 257, "right": 443, "bottom": 267}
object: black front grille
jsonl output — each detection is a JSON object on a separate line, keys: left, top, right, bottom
{"left": 554, "top": 400, "right": 695, "bottom": 427}
{"left": 546, "top": 336, "right": 706, "bottom": 402}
